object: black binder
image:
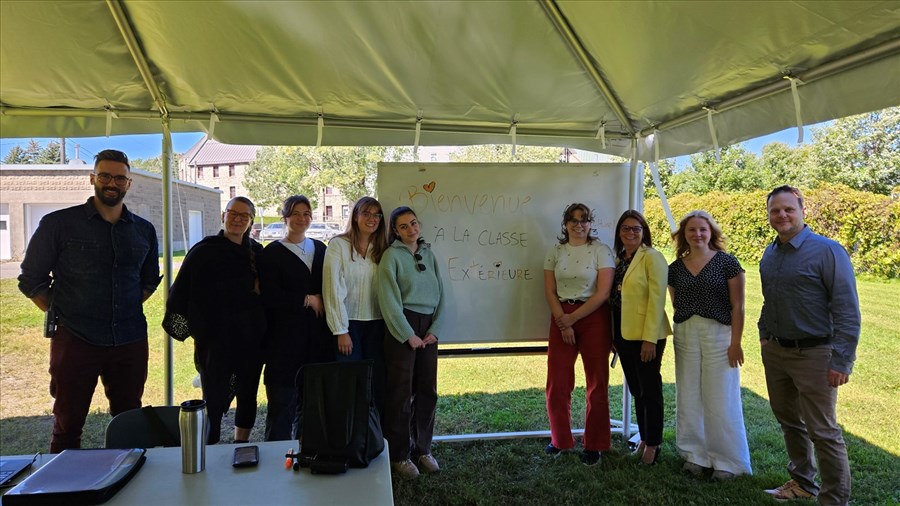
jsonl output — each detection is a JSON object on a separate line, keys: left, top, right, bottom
{"left": 2, "top": 448, "right": 146, "bottom": 505}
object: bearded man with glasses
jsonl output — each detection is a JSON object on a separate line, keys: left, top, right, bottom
{"left": 18, "top": 149, "right": 161, "bottom": 452}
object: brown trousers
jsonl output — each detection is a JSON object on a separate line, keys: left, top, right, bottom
{"left": 382, "top": 309, "right": 438, "bottom": 461}
{"left": 762, "top": 341, "right": 851, "bottom": 505}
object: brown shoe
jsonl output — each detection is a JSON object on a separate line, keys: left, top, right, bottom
{"left": 764, "top": 480, "right": 816, "bottom": 501}
{"left": 417, "top": 454, "right": 441, "bottom": 473}
{"left": 391, "top": 459, "right": 420, "bottom": 479}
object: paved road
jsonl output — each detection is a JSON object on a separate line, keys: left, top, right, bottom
{"left": 1, "top": 261, "right": 21, "bottom": 280}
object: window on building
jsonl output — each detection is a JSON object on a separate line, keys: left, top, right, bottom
{"left": 213, "top": 166, "right": 219, "bottom": 177}
{"left": 229, "top": 186, "right": 236, "bottom": 199}
{"left": 197, "top": 166, "right": 204, "bottom": 178}
{"left": 324, "top": 186, "right": 335, "bottom": 195}
{"left": 229, "top": 164, "right": 235, "bottom": 177}
{"left": 325, "top": 205, "right": 333, "bottom": 219}
{"left": 342, "top": 205, "right": 350, "bottom": 218}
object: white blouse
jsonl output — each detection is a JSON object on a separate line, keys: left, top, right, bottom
{"left": 322, "top": 236, "right": 382, "bottom": 335}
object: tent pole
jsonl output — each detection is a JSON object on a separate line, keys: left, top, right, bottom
{"left": 161, "top": 120, "right": 175, "bottom": 406}
{"left": 538, "top": 0, "right": 634, "bottom": 135}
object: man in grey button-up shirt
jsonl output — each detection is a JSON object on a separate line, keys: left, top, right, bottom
{"left": 758, "top": 185, "right": 860, "bottom": 505}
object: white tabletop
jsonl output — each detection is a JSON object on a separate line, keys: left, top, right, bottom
{"left": 5, "top": 441, "right": 393, "bottom": 506}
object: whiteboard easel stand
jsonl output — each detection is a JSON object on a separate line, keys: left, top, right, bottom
{"left": 436, "top": 347, "right": 639, "bottom": 446}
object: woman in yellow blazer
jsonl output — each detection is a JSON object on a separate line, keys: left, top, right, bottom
{"left": 610, "top": 210, "right": 672, "bottom": 465}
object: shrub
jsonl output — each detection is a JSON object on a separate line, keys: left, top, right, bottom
{"left": 643, "top": 184, "right": 900, "bottom": 278}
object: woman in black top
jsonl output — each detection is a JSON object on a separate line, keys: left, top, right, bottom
{"left": 166, "top": 196, "right": 266, "bottom": 444}
{"left": 667, "top": 210, "right": 751, "bottom": 479}
{"left": 257, "top": 195, "right": 333, "bottom": 441}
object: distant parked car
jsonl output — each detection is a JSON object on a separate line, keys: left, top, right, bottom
{"left": 306, "top": 222, "right": 338, "bottom": 242}
{"left": 327, "top": 222, "right": 344, "bottom": 235}
{"left": 250, "top": 223, "right": 262, "bottom": 240}
{"left": 260, "top": 222, "right": 285, "bottom": 241}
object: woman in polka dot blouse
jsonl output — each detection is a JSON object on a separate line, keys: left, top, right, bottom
{"left": 667, "top": 210, "right": 752, "bottom": 480}
{"left": 542, "top": 203, "right": 615, "bottom": 466}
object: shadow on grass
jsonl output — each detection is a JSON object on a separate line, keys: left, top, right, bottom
{"left": 2, "top": 386, "right": 897, "bottom": 505}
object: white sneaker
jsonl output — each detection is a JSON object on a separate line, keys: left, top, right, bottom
{"left": 391, "top": 459, "right": 420, "bottom": 479}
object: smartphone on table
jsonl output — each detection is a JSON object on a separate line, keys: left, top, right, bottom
{"left": 232, "top": 445, "right": 259, "bottom": 468}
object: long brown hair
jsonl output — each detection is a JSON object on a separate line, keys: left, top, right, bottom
{"left": 338, "top": 196, "right": 389, "bottom": 263}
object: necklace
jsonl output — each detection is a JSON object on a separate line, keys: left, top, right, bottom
{"left": 285, "top": 237, "right": 310, "bottom": 255}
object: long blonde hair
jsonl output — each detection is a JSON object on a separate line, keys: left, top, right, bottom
{"left": 672, "top": 210, "right": 726, "bottom": 258}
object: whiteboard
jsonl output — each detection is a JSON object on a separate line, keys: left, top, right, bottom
{"left": 377, "top": 163, "right": 631, "bottom": 345}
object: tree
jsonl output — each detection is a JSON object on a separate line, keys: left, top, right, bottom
{"left": 449, "top": 144, "right": 563, "bottom": 163}
{"left": 673, "top": 145, "right": 766, "bottom": 195}
{"left": 245, "top": 147, "right": 320, "bottom": 213}
{"left": 21, "top": 139, "right": 43, "bottom": 164}
{"left": 2, "top": 146, "right": 27, "bottom": 164}
{"left": 642, "top": 158, "right": 677, "bottom": 198}
{"left": 36, "top": 141, "right": 67, "bottom": 164}
{"left": 131, "top": 153, "right": 182, "bottom": 176}
{"left": 315, "top": 146, "right": 412, "bottom": 203}
{"left": 809, "top": 106, "right": 900, "bottom": 194}
{"left": 244, "top": 146, "right": 414, "bottom": 211}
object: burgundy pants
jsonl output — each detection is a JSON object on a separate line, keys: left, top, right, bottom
{"left": 48, "top": 326, "right": 148, "bottom": 452}
{"left": 546, "top": 302, "right": 612, "bottom": 452}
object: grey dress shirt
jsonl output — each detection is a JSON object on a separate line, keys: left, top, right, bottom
{"left": 757, "top": 225, "right": 861, "bottom": 374}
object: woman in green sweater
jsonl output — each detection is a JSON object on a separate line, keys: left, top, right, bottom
{"left": 377, "top": 206, "right": 446, "bottom": 480}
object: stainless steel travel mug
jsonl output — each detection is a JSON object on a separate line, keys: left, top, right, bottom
{"left": 179, "top": 399, "right": 208, "bottom": 474}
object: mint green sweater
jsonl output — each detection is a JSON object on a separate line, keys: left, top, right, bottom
{"left": 377, "top": 240, "right": 446, "bottom": 343}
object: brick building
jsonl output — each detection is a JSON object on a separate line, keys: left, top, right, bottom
{"left": 179, "top": 136, "right": 352, "bottom": 225}
{"left": 179, "top": 136, "right": 260, "bottom": 213}
{"left": 0, "top": 161, "right": 221, "bottom": 261}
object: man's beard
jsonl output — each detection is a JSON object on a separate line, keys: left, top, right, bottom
{"left": 95, "top": 185, "right": 126, "bottom": 206}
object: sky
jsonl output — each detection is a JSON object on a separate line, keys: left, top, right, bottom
{"left": 0, "top": 124, "right": 819, "bottom": 166}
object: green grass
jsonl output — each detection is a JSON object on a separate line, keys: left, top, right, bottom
{"left": 1, "top": 266, "right": 898, "bottom": 505}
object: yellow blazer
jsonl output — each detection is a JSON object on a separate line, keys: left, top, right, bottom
{"left": 619, "top": 245, "right": 672, "bottom": 343}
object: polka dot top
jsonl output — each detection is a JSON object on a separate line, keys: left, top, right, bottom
{"left": 544, "top": 241, "right": 615, "bottom": 301}
{"left": 668, "top": 250, "right": 743, "bottom": 326}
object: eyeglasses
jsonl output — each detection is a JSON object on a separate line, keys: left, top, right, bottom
{"left": 414, "top": 253, "right": 427, "bottom": 272}
{"left": 567, "top": 219, "right": 590, "bottom": 225}
{"left": 95, "top": 172, "right": 131, "bottom": 186}
{"left": 225, "top": 209, "right": 253, "bottom": 221}
{"left": 360, "top": 211, "right": 383, "bottom": 220}
{"left": 620, "top": 225, "right": 643, "bottom": 233}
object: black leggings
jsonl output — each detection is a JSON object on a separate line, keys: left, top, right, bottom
{"left": 199, "top": 361, "right": 263, "bottom": 444}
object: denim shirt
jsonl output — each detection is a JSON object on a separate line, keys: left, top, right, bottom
{"left": 757, "top": 225, "right": 861, "bottom": 374}
{"left": 18, "top": 198, "right": 161, "bottom": 346}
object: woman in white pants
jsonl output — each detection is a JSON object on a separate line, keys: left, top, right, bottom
{"left": 668, "top": 210, "right": 752, "bottom": 480}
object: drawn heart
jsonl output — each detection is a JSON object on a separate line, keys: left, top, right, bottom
{"left": 494, "top": 261, "right": 502, "bottom": 268}
{"left": 423, "top": 181, "right": 436, "bottom": 193}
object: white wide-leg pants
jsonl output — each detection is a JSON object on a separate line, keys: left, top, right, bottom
{"left": 674, "top": 315, "right": 752, "bottom": 475}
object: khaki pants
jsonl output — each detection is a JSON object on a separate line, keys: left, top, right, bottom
{"left": 762, "top": 341, "right": 851, "bottom": 505}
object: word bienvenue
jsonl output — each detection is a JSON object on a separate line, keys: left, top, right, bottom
{"left": 403, "top": 186, "right": 532, "bottom": 215}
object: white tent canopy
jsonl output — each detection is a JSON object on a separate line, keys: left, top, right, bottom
{"left": 2, "top": 1, "right": 899, "bottom": 160}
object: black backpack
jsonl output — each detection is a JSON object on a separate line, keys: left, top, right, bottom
{"left": 298, "top": 361, "right": 384, "bottom": 473}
